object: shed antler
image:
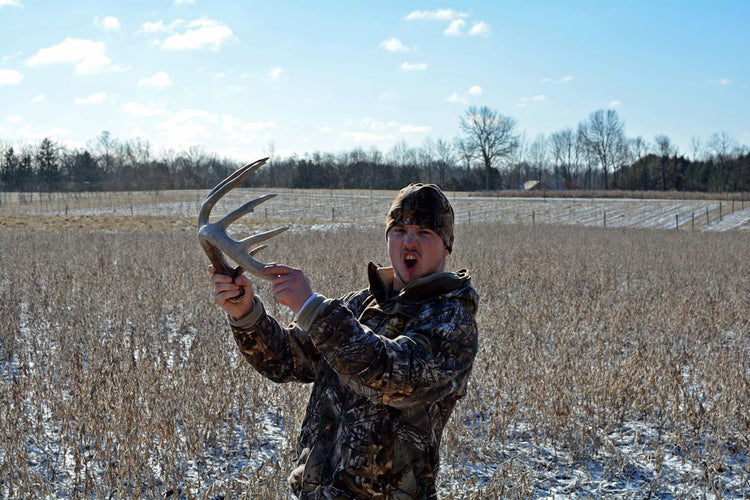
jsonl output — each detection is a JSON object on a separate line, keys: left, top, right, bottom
{"left": 198, "top": 157, "right": 288, "bottom": 301}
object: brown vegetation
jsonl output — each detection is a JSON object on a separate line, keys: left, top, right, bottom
{"left": 1, "top": 216, "right": 748, "bottom": 498}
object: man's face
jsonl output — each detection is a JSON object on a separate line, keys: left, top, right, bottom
{"left": 387, "top": 224, "right": 449, "bottom": 291}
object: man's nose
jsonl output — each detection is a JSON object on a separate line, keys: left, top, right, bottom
{"left": 403, "top": 230, "right": 418, "bottom": 246}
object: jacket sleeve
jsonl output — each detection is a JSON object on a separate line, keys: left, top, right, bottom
{"left": 229, "top": 297, "right": 320, "bottom": 383}
{"left": 305, "top": 296, "right": 478, "bottom": 408}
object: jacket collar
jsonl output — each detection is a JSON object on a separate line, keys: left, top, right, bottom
{"left": 367, "top": 262, "right": 470, "bottom": 305}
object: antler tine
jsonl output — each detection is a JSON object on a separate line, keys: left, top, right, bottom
{"left": 239, "top": 227, "right": 289, "bottom": 250}
{"left": 198, "top": 157, "right": 288, "bottom": 286}
{"left": 249, "top": 244, "right": 268, "bottom": 256}
{"left": 217, "top": 193, "right": 279, "bottom": 229}
{"left": 198, "top": 157, "right": 269, "bottom": 226}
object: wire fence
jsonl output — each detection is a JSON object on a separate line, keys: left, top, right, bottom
{"left": 1, "top": 189, "right": 748, "bottom": 232}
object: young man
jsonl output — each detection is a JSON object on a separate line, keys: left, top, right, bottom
{"left": 210, "top": 183, "right": 479, "bottom": 499}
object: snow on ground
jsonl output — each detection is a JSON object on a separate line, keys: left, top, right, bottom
{"left": 703, "top": 207, "right": 750, "bottom": 232}
{"left": 18, "top": 189, "right": 750, "bottom": 233}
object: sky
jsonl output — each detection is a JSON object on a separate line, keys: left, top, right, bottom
{"left": 1, "top": 0, "right": 748, "bottom": 162}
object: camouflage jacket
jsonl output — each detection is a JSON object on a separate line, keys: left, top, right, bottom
{"left": 229, "top": 263, "right": 479, "bottom": 499}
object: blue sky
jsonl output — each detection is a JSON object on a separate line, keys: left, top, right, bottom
{"left": 1, "top": 1, "right": 748, "bottom": 162}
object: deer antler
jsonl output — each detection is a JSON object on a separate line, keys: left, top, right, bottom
{"left": 198, "top": 157, "right": 288, "bottom": 301}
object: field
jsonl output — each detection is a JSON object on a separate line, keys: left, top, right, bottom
{"left": 1, "top": 189, "right": 749, "bottom": 498}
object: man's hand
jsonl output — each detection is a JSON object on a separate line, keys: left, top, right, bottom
{"left": 209, "top": 265, "right": 255, "bottom": 320}
{"left": 261, "top": 264, "right": 313, "bottom": 315}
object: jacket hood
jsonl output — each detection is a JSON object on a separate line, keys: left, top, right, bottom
{"left": 367, "top": 262, "right": 478, "bottom": 314}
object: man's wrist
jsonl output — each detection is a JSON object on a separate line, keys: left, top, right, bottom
{"left": 228, "top": 296, "right": 264, "bottom": 329}
{"left": 296, "top": 294, "right": 328, "bottom": 331}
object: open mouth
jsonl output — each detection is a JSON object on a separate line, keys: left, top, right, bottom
{"left": 404, "top": 254, "right": 419, "bottom": 270}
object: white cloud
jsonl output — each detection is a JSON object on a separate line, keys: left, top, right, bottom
{"left": 174, "top": 0, "right": 195, "bottom": 4}
{"left": 342, "top": 131, "right": 386, "bottom": 142}
{"left": 6, "top": 114, "right": 23, "bottom": 123}
{"left": 16, "top": 125, "right": 69, "bottom": 141}
{"left": 717, "top": 78, "right": 731, "bottom": 86}
{"left": 160, "top": 19, "right": 235, "bottom": 51}
{"left": 27, "top": 38, "right": 120, "bottom": 75}
{"left": 399, "top": 62, "right": 427, "bottom": 71}
{"left": 0, "top": 0, "right": 21, "bottom": 7}
{"left": 269, "top": 66, "right": 283, "bottom": 79}
{"left": 404, "top": 9, "right": 467, "bottom": 21}
{"left": 221, "top": 114, "right": 275, "bottom": 143}
{"left": 0, "top": 68, "right": 23, "bottom": 85}
{"left": 399, "top": 124, "right": 431, "bottom": 134}
{"left": 142, "top": 20, "right": 168, "bottom": 33}
{"left": 609, "top": 100, "right": 622, "bottom": 108}
{"left": 138, "top": 71, "right": 173, "bottom": 87}
{"left": 122, "top": 102, "right": 166, "bottom": 116}
{"left": 378, "top": 90, "right": 397, "bottom": 100}
{"left": 31, "top": 94, "right": 44, "bottom": 103}
{"left": 444, "top": 92, "right": 466, "bottom": 104}
{"left": 445, "top": 85, "right": 481, "bottom": 104}
{"left": 154, "top": 109, "right": 218, "bottom": 146}
{"left": 541, "top": 75, "right": 573, "bottom": 83}
{"left": 75, "top": 92, "right": 107, "bottom": 105}
{"left": 380, "top": 37, "right": 409, "bottom": 52}
{"left": 2, "top": 51, "right": 22, "bottom": 62}
{"left": 517, "top": 95, "right": 546, "bottom": 108}
{"left": 95, "top": 15, "right": 120, "bottom": 30}
{"left": 469, "top": 21, "right": 491, "bottom": 37}
{"left": 319, "top": 126, "right": 335, "bottom": 134}
{"left": 444, "top": 19, "right": 466, "bottom": 36}
{"left": 406, "top": 8, "right": 484, "bottom": 38}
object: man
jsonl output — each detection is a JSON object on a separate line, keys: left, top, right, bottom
{"left": 210, "top": 183, "right": 479, "bottom": 499}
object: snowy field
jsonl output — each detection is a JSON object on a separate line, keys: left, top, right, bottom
{"left": 2, "top": 188, "right": 749, "bottom": 232}
{"left": 1, "top": 190, "right": 749, "bottom": 499}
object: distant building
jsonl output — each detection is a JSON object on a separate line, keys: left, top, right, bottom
{"left": 523, "top": 180, "right": 549, "bottom": 191}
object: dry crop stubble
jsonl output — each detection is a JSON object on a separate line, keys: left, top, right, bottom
{"left": 0, "top": 218, "right": 748, "bottom": 498}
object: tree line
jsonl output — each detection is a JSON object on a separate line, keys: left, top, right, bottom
{"left": 2, "top": 108, "right": 748, "bottom": 193}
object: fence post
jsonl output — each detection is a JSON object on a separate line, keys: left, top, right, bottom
{"left": 532, "top": 210, "right": 535, "bottom": 227}
{"left": 332, "top": 207, "right": 335, "bottom": 221}
{"left": 720, "top": 202, "right": 722, "bottom": 221}
{"left": 706, "top": 207, "right": 709, "bottom": 227}
{"left": 691, "top": 212, "right": 694, "bottom": 231}
{"left": 675, "top": 214, "right": 679, "bottom": 230}
{"left": 603, "top": 211, "right": 607, "bottom": 228}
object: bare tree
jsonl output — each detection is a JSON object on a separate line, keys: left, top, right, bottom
{"left": 689, "top": 136, "right": 703, "bottom": 161}
{"left": 460, "top": 106, "right": 519, "bottom": 190}
{"left": 629, "top": 136, "right": 649, "bottom": 161}
{"left": 453, "top": 136, "right": 474, "bottom": 187}
{"left": 527, "top": 134, "right": 548, "bottom": 183}
{"left": 706, "top": 131, "right": 738, "bottom": 191}
{"left": 550, "top": 128, "right": 581, "bottom": 189}
{"left": 435, "top": 138, "right": 453, "bottom": 187}
{"left": 654, "top": 134, "right": 678, "bottom": 190}
{"left": 419, "top": 137, "right": 436, "bottom": 184}
{"left": 578, "top": 109, "right": 627, "bottom": 189}
{"left": 90, "top": 131, "right": 118, "bottom": 185}
{"left": 387, "top": 139, "right": 416, "bottom": 168}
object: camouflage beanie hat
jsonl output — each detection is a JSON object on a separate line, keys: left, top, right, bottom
{"left": 385, "top": 183, "right": 455, "bottom": 252}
